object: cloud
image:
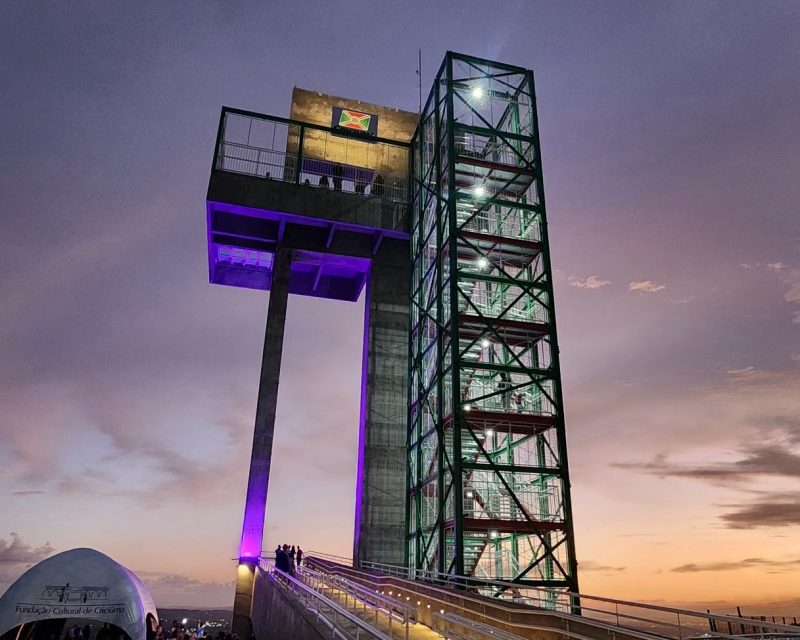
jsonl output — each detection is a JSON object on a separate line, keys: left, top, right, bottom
{"left": 612, "top": 446, "right": 800, "bottom": 482}
{"left": 0, "top": 533, "right": 54, "bottom": 587}
{"left": 672, "top": 557, "right": 800, "bottom": 573}
{"left": 628, "top": 280, "right": 666, "bottom": 293}
{"left": 568, "top": 275, "right": 612, "bottom": 289}
{"left": 579, "top": 561, "right": 626, "bottom": 573}
{"left": 667, "top": 296, "right": 693, "bottom": 304}
{"left": 719, "top": 493, "right": 800, "bottom": 529}
{"left": 135, "top": 571, "right": 235, "bottom": 608}
{"left": 11, "top": 491, "right": 46, "bottom": 496}
{"left": 745, "top": 262, "right": 800, "bottom": 324}
{"left": 725, "top": 366, "right": 764, "bottom": 381}
{"left": 0, "top": 533, "right": 54, "bottom": 564}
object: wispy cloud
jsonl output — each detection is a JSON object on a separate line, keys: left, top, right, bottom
{"left": 672, "top": 557, "right": 800, "bottom": 573}
{"left": 628, "top": 280, "right": 666, "bottom": 293}
{"left": 720, "top": 492, "right": 800, "bottom": 529}
{"left": 580, "top": 561, "right": 626, "bottom": 573}
{"left": 612, "top": 446, "right": 800, "bottom": 483}
{"left": 568, "top": 275, "right": 612, "bottom": 289}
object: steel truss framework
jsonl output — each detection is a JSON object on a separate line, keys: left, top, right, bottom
{"left": 406, "top": 52, "right": 579, "bottom": 597}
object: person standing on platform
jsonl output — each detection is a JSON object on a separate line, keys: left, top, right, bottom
{"left": 332, "top": 163, "right": 343, "bottom": 191}
{"left": 498, "top": 371, "right": 511, "bottom": 410}
{"left": 296, "top": 546, "right": 303, "bottom": 567}
{"left": 289, "top": 545, "right": 296, "bottom": 568}
{"left": 371, "top": 173, "right": 384, "bottom": 197}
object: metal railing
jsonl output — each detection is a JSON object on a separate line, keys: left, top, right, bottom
{"left": 432, "top": 610, "right": 526, "bottom": 640}
{"left": 213, "top": 107, "right": 410, "bottom": 205}
{"left": 258, "top": 559, "right": 393, "bottom": 640}
{"left": 354, "top": 559, "right": 800, "bottom": 640}
{"left": 299, "top": 565, "right": 414, "bottom": 640}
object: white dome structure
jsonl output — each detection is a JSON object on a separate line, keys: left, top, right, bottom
{"left": 0, "top": 548, "right": 158, "bottom": 640}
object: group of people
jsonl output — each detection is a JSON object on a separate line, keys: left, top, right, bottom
{"left": 64, "top": 623, "right": 126, "bottom": 640}
{"left": 303, "top": 164, "right": 399, "bottom": 198}
{"left": 274, "top": 544, "right": 303, "bottom": 575}
{"left": 151, "top": 619, "right": 233, "bottom": 640}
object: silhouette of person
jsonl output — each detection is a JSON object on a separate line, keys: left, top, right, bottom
{"left": 498, "top": 371, "right": 511, "bottom": 410}
{"left": 371, "top": 173, "right": 384, "bottom": 197}
{"left": 354, "top": 172, "right": 366, "bottom": 195}
{"left": 332, "top": 163, "right": 343, "bottom": 191}
{"left": 275, "top": 545, "right": 289, "bottom": 573}
{"left": 318, "top": 174, "right": 329, "bottom": 188}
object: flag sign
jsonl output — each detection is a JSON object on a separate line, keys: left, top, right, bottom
{"left": 332, "top": 106, "right": 379, "bottom": 139}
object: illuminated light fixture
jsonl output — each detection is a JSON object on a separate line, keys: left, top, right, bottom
{"left": 473, "top": 185, "right": 486, "bottom": 198}
{"left": 464, "top": 404, "right": 471, "bottom": 412}
{"left": 466, "top": 491, "right": 474, "bottom": 498}
{"left": 182, "top": 619, "right": 188, "bottom": 625}
{"left": 481, "top": 338, "right": 490, "bottom": 348}
{"left": 417, "top": 601, "right": 422, "bottom": 605}
{"left": 477, "top": 256, "right": 489, "bottom": 269}
{"left": 427, "top": 604, "right": 431, "bottom": 609}
{"left": 440, "top": 609, "right": 446, "bottom": 614}
{"left": 486, "top": 429, "right": 494, "bottom": 437}
{"left": 471, "top": 85, "right": 484, "bottom": 99}
{"left": 490, "top": 530, "right": 498, "bottom": 539}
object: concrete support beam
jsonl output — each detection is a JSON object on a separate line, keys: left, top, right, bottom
{"left": 233, "top": 247, "right": 292, "bottom": 637}
{"left": 353, "top": 241, "right": 409, "bottom": 566}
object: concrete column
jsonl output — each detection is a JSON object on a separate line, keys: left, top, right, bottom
{"left": 233, "top": 247, "right": 292, "bottom": 637}
{"left": 353, "top": 240, "right": 409, "bottom": 567}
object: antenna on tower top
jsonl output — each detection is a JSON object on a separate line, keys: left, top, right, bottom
{"left": 417, "top": 49, "right": 422, "bottom": 114}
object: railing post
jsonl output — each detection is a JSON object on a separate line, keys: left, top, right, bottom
{"left": 294, "top": 125, "right": 305, "bottom": 184}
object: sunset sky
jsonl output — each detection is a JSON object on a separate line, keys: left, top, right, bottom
{"left": 1, "top": 1, "right": 799, "bottom": 612}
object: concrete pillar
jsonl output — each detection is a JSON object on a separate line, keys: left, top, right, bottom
{"left": 233, "top": 248, "right": 292, "bottom": 637}
{"left": 353, "top": 239, "right": 409, "bottom": 567}
{"left": 232, "top": 562, "right": 256, "bottom": 639}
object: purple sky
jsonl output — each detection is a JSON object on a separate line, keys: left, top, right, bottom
{"left": 1, "top": 1, "right": 799, "bottom": 609}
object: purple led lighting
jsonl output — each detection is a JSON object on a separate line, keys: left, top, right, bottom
{"left": 208, "top": 200, "right": 410, "bottom": 242}
{"left": 352, "top": 267, "right": 372, "bottom": 561}
{"left": 239, "top": 511, "right": 263, "bottom": 560}
{"left": 217, "top": 245, "right": 274, "bottom": 268}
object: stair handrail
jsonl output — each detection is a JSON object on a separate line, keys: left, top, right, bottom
{"left": 258, "top": 559, "right": 394, "bottom": 640}
{"left": 341, "top": 558, "right": 800, "bottom": 639}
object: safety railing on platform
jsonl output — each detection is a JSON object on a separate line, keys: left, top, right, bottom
{"left": 258, "top": 559, "right": 393, "bottom": 640}
{"left": 213, "top": 107, "right": 410, "bottom": 207}
{"left": 356, "top": 560, "right": 800, "bottom": 640}
{"left": 299, "top": 565, "right": 414, "bottom": 640}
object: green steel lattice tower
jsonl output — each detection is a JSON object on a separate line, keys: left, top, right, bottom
{"left": 406, "top": 52, "right": 579, "bottom": 595}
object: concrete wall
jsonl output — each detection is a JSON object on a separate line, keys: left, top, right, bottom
{"left": 287, "top": 87, "right": 418, "bottom": 178}
{"left": 250, "top": 570, "right": 330, "bottom": 640}
{"left": 354, "top": 240, "right": 409, "bottom": 565}
{"left": 290, "top": 87, "right": 418, "bottom": 141}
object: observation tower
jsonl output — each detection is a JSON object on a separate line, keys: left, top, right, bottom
{"left": 204, "top": 52, "right": 578, "bottom": 635}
